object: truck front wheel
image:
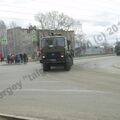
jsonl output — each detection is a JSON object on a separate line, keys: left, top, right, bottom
{"left": 43, "top": 63, "right": 50, "bottom": 71}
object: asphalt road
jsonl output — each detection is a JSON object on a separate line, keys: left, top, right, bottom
{"left": 0, "top": 55, "right": 120, "bottom": 120}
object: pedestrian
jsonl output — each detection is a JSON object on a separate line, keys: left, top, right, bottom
{"left": 19, "top": 54, "right": 23, "bottom": 63}
{"left": 10, "top": 53, "right": 15, "bottom": 64}
{"left": 15, "top": 54, "right": 20, "bottom": 64}
{"left": 7, "top": 54, "right": 11, "bottom": 64}
{"left": 0, "top": 52, "right": 4, "bottom": 63}
{"left": 23, "top": 53, "right": 28, "bottom": 64}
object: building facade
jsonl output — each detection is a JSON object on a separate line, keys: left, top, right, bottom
{"left": 7, "top": 27, "right": 75, "bottom": 56}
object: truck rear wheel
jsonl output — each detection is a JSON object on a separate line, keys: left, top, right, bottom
{"left": 64, "top": 63, "right": 71, "bottom": 71}
{"left": 64, "top": 57, "right": 71, "bottom": 71}
{"left": 71, "top": 57, "right": 73, "bottom": 65}
{"left": 116, "top": 53, "right": 120, "bottom": 56}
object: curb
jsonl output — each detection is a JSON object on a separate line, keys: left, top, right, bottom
{"left": 74, "top": 54, "right": 115, "bottom": 60}
{"left": 0, "top": 113, "right": 42, "bottom": 120}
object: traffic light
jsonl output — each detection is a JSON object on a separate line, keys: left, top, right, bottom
{"left": 32, "top": 29, "right": 37, "bottom": 42}
{"left": 1, "top": 37, "right": 7, "bottom": 45}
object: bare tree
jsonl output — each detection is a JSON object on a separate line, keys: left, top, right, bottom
{"left": 0, "top": 20, "right": 7, "bottom": 38}
{"left": 0, "top": 20, "right": 7, "bottom": 56}
{"left": 8, "top": 21, "right": 18, "bottom": 29}
{"left": 35, "top": 11, "right": 74, "bottom": 31}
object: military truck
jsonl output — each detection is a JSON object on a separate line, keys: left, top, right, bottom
{"left": 39, "top": 34, "right": 74, "bottom": 71}
{"left": 115, "top": 42, "right": 120, "bottom": 56}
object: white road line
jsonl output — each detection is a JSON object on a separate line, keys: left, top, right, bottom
{"left": 38, "top": 81, "right": 63, "bottom": 82}
{"left": 0, "top": 113, "right": 41, "bottom": 120}
{"left": 18, "top": 89, "right": 110, "bottom": 94}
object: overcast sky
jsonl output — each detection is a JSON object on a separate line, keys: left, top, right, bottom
{"left": 0, "top": 0, "right": 120, "bottom": 43}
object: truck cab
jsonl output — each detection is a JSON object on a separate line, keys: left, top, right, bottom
{"left": 40, "top": 35, "right": 73, "bottom": 71}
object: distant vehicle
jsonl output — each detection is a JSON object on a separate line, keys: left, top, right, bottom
{"left": 39, "top": 34, "right": 74, "bottom": 71}
{"left": 115, "top": 42, "right": 120, "bottom": 56}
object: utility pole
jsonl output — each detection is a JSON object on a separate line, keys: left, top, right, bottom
{"left": 1, "top": 35, "right": 7, "bottom": 58}
{"left": 28, "top": 25, "right": 39, "bottom": 60}
{"left": 13, "top": 28, "right": 16, "bottom": 54}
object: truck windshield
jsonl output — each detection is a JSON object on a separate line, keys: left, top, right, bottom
{"left": 41, "top": 37, "right": 65, "bottom": 48}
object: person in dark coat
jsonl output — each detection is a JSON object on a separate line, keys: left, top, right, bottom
{"left": 19, "top": 54, "right": 23, "bottom": 63}
{"left": 23, "top": 53, "right": 28, "bottom": 64}
{"left": 7, "top": 54, "right": 11, "bottom": 64}
{"left": 15, "top": 54, "right": 20, "bottom": 64}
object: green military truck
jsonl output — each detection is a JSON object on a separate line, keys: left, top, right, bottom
{"left": 115, "top": 42, "right": 120, "bottom": 56}
{"left": 39, "top": 34, "right": 74, "bottom": 71}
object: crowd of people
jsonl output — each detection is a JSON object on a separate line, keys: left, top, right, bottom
{"left": 7, "top": 53, "right": 28, "bottom": 64}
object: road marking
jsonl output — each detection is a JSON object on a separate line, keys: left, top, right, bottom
{"left": 38, "top": 81, "right": 63, "bottom": 82}
{"left": 17, "top": 89, "right": 110, "bottom": 94}
{"left": 0, "top": 113, "right": 42, "bottom": 120}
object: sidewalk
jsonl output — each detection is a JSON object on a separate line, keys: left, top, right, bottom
{"left": 0, "top": 61, "right": 6, "bottom": 66}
